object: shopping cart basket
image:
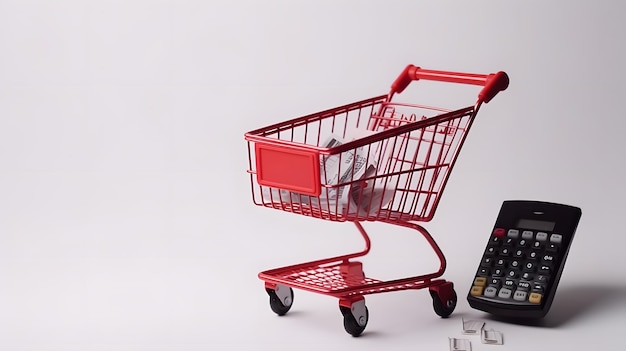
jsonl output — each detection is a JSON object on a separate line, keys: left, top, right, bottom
{"left": 244, "top": 64, "right": 509, "bottom": 336}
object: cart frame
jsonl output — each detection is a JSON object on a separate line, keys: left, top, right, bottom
{"left": 244, "top": 65, "right": 509, "bottom": 336}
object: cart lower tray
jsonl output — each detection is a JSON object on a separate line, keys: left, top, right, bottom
{"left": 259, "top": 260, "right": 446, "bottom": 297}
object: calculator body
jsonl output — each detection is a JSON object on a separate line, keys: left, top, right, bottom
{"left": 467, "top": 200, "right": 582, "bottom": 318}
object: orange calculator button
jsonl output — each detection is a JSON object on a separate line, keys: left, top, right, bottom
{"left": 473, "top": 277, "right": 487, "bottom": 287}
{"left": 470, "top": 286, "right": 485, "bottom": 296}
{"left": 528, "top": 292, "right": 543, "bottom": 304}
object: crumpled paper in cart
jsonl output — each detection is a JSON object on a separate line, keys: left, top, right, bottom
{"left": 261, "top": 129, "right": 394, "bottom": 217}
{"left": 340, "top": 163, "right": 395, "bottom": 217}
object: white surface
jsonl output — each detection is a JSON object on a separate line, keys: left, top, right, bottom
{"left": 1, "top": 1, "right": 625, "bottom": 350}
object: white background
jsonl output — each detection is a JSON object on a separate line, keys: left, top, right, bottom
{"left": 1, "top": 1, "right": 625, "bottom": 350}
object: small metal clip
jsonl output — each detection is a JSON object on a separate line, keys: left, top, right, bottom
{"left": 449, "top": 337, "right": 471, "bottom": 351}
{"left": 462, "top": 318, "right": 485, "bottom": 334}
{"left": 481, "top": 328, "right": 504, "bottom": 345}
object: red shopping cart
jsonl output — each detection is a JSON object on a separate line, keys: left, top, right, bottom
{"left": 244, "top": 65, "right": 509, "bottom": 336}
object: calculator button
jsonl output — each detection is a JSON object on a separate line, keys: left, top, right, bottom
{"left": 529, "top": 292, "right": 543, "bottom": 304}
{"left": 504, "top": 279, "right": 516, "bottom": 288}
{"left": 513, "top": 249, "right": 525, "bottom": 258}
{"left": 536, "top": 275, "right": 549, "bottom": 284}
{"left": 528, "top": 251, "right": 539, "bottom": 260}
{"left": 498, "top": 288, "right": 513, "bottom": 299}
{"left": 506, "top": 270, "right": 519, "bottom": 279}
{"left": 521, "top": 272, "right": 534, "bottom": 280}
{"left": 510, "top": 260, "right": 521, "bottom": 268}
{"left": 504, "top": 238, "right": 515, "bottom": 246}
{"left": 507, "top": 229, "right": 519, "bottom": 238}
{"left": 532, "top": 284, "right": 546, "bottom": 294}
{"left": 518, "top": 239, "right": 528, "bottom": 247}
{"left": 490, "top": 236, "right": 502, "bottom": 246}
{"left": 513, "top": 290, "right": 528, "bottom": 301}
{"left": 522, "top": 230, "right": 534, "bottom": 239}
{"left": 481, "top": 257, "right": 494, "bottom": 267}
{"left": 493, "top": 268, "right": 504, "bottom": 277}
{"left": 532, "top": 241, "right": 543, "bottom": 249}
{"left": 470, "top": 285, "right": 485, "bottom": 296}
{"left": 484, "top": 286, "right": 498, "bottom": 298}
{"left": 495, "top": 259, "right": 506, "bottom": 267}
{"left": 550, "top": 234, "right": 563, "bottom": 244}
{"left": 538, "top": 265, "right": 551, "bottom": 274}
{"left": 493, "top": 228, "right": 506, "bottom": 237}
{"left": 474, "top": 277, "right": 487, "bottom": 287}
{"left": 489, "top": 278, "right": 502, "bottom": 287}
{"left": 536, "top": 232, "right": 548, "bottom": 241}
{"left": 499, "top": 248, "right": 511, "bottom": 256}
{"left": 541, "top": 254, "right": 555, "bottom": 265}
{"left": 524, "top": 262, "right": 536, "bottom": 272}
{"left": 547, "top": 243, "right": 559, "bottom": 253}
{"left": 517, "top": 281, "right": 531, "bottom": 291}
{"left": 478, "top": 267, "right": 490, "bottom": 276}
{"left": 485, "top": 246, "right": 497, "bottom": 256}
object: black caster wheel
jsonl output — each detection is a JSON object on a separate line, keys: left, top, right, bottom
{"left": 266, "top": 285, "right": 293, "bottom": 316}
{"left": 430, "top": 289, "right": 457, "bottom": 318}
{"left": 340, "top": 305, "right": 369, "bottom": 337}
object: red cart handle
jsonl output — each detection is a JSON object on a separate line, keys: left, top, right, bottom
{"left": 391, "top": 64, "right": 509, "bottom": 103}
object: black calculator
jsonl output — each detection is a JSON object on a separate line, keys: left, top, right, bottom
{"left": 467, "top": 200, "right": 582, "bottom": 318}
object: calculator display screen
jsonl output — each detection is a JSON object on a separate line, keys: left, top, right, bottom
{"left": 516, "top": 218, "right": 555, "bottom": 231}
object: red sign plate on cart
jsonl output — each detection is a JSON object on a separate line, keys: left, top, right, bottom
{"left": 255, "top": 143, "right": 321, "bottom": 197}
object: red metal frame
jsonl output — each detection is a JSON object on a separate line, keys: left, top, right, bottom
{"left": 245, "top": 64, "right": 508, "bottom": 323}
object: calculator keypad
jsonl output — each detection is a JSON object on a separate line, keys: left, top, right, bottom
{"left": 470, "top": 227, "right": 563, "bottom": 306}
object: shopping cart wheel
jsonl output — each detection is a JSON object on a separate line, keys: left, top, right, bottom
{"left": 266, "top": 284, "right": 294, "bottom": 316}
{"left": 340, "top": 300, "right": 368, "bottom": 337}
{"left": 429, "top": 284, "right": 457, "bottom": 318}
